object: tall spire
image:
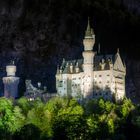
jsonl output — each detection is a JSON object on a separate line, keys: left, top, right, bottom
{"left": 87, "top": 17, "right": 90, "bottom": 30}
{"left": 85, "top": 17, "right": 93, "bottom": 37}
{"left": 83, "top": 17, "right": 96, "bottom": 51}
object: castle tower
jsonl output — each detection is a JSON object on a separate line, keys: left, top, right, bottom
{"left": 83, "top": 17, "right": 95, "bottom": 72}
{"left": 82, "top": 18, "right": 95, "bottom": 98}
{"left": 2, "top": 61, "right": 20, "bottom": 98}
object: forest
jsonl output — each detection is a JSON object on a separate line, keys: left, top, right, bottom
{"left": 0, "top": 96, "right": 140, "bottom": 140}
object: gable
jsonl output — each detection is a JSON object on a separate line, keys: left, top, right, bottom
{"left": 113, "top": 53, "right": 125, "bottom": 72}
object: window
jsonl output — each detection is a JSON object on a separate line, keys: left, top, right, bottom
{"left": 107, "top": 81, "right": 110, "bottom": 83}
{"left": 117, "top": 82, "right": 123, "bottom": 84}
{"left": 99, "top": 75, "right": 102, "bottom": 77}
{"left": 106, "top": 86, "right": 110, "bottom": 90}
{"left": 107, "top": 74, "right": 110, "bottom": 76}
{"left": 99, "top": 81, "right": 102, "bottom": 84}
{"left": 59, "top": 81, "right": 63, "bottom": 87}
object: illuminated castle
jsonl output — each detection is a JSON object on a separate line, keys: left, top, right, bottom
{"left": 56, "top": 19, "right": 126, "bottom": 101}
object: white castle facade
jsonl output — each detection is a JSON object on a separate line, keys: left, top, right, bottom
{"left": 56, "top": 19, "right": 126, "bottom": 101}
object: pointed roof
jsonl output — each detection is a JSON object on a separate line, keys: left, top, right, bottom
{"left": 113, "top": 49, "right": 126, "bottom": 72}
{"left": 85, "top": 17, "right": 94, "bottom": 38}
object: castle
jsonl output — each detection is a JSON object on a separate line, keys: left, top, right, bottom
{"left": 56, "top": 19, "right": 126, "bottom": 101}
{"left": 1, "top": 19, "right": 126, "bottom": 102}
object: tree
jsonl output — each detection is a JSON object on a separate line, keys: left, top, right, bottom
{"left": 14, "top": 124, "right": 42, "bottom": 140}
{"left": 17, "top": 97, "right": 31, "bottom": 116}
{"left": 0, "top": 97, "right": 25, "bottom": 139}
{"left": 53, "top": 114, "right": 90, "bottom": 140}
{"left": 26, "top": 99, "right": 53, "bottom": 138}
{"left": 116, "top": 98, "right": 135, "bottom": 119}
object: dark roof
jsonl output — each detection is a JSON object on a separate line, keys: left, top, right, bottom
{"left": 94, "top": 54, "right": 115, "bottom": 70}
{"left": 61, "top": 59, "right": 83, "bottom": 74}
{"left": 60, "top": 54, "right": 115, "bottom": 74}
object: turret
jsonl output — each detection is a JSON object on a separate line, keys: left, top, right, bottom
{"left": 82, "top": 17, "right": 95, "bottom": 72}
{"left": 3, "top": 61, "right": 20, "bottom": 98}
{"left": 75, "top": 62, "right": 80, "bottom": 73}
{"left": 83, "top": 17, "right": 95, "bottom": 51}
{"left": 108, "top": 58, "right": 113, "bottom": 69}
{"left": 82, "top": 18, "right": 95, "bottom": 98}
{"left": 60, "top": 66, "right": 63, "bottom": 74}
{"left": 6, "top": 61, "right": 16, "bottom": 76}
{"left": 100, "top": 58, "right": 105, "bottom": 70}
{"left": 70, "top": 63, "right": 73, "bottom": 73}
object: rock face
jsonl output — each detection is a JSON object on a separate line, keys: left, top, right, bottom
{"left": 0, "top": 0, "right": 139, "bottom": 100}
{"left": 0, "top": 0, "right": 83, "bottom": 95}
{"left": 126, "top": 59, "right": 140, "bottom": 102}
{"left": 124, "top": 0, "right": 140, "bottom": 13}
